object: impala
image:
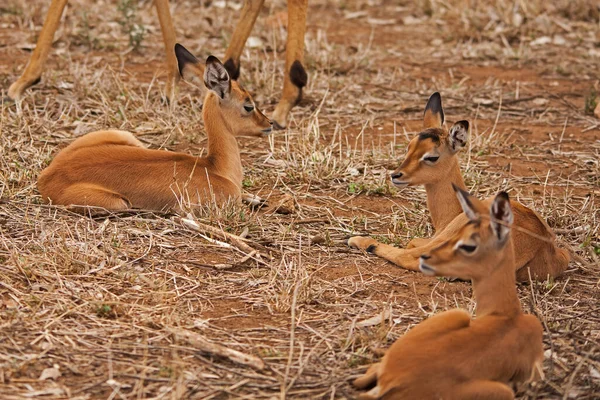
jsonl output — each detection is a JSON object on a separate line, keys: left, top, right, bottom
{"left": 353, "top": 188, "right": 544, "bottom": 400}
{"left": 38, "top": 44, "right": 272, "bottom": 211}
{"left": 348, "top": 93, "right": 569, "bottom": 281}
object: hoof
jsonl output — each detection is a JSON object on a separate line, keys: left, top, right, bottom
{"left": 1, "top": 95, "right": 15, "bottom": 105}
{"left": 347, "top": 236, "right": 377, "bottom": 252}
{"left": 273, "top": 120, "right": 286, "bottom": 130}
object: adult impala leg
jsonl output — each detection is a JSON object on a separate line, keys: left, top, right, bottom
{"left": 272, "top": 0, "right": 308, "bottom": 129}
{"left": 154, "top": 0, "right": 179, "bottom": 103}
{"left": 6, "top": 0, "right": 68, "bottom": 101}
{"left": 223, "top": 0, "right": 266, "bottom": 80}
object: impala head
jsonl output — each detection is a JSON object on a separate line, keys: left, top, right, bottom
{"left": 391, "top": 92, "right": 469, "bottom": 187}
{"left": 419, "top": 185, "right": 514, "bottom": 281}
{"left": 174, "top": 43, "right": 272, "bottom": 136}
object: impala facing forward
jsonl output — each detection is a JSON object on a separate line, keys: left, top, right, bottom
{"left": 38, "top": 44, "right": 271, "bottom": 211}
{"left": 353, "top": 188, "right": 544, "bottom": 399}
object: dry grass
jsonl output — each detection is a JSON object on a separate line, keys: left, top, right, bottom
{"left": 1, "top": 0, "right": 599, "bottom": 398}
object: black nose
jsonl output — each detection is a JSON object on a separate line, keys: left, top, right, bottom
{"left": 391, "top": 171, "right": 403, "bottom": 179}
{"left": 420, "top": 254, "right": 431, "bottom": 260}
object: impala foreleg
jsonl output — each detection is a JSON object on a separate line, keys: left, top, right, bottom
{"left": 7, "top": 0, "right": 68, "bottom": 101}
{"left": 223, "top": 0, "right": 266, "bottom": 80}
{"left": 272, "top": 0, "right": 308, "bottom": 129}
{"left": 406, "top": 237, "right": 432, "bottom": 249}
{"left": 347, "top": 236, "right": 422, "bottom": 272}
{"left": 154, "top": 0, "right": 180, "bottom": 103}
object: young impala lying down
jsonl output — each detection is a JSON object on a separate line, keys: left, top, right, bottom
{"left": 353, "top": 188, "right": 544, "bottom": 400}
{"left": 38, "top": 44, "right": 272, "bottom": 211}
{"left": 348, "top": 93, "right": 569, "bottom": 281}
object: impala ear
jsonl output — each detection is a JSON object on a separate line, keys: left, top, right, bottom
{"left": 452, "top": 183, "right": 479, "bottom": 221}
{"left": 204, "top": 55, "right": 231, "bottom": 99}
{"left": 175, "top": 43, "right": 203, "bottom": 85}
{"left": 448, "top": 120, "right": 469, "bottom": 153}
{"left": 423, "top": 92, "right": 444, "bottom": 128}
{"left": 490, "top": 192, "right": 513, "bottom": 243}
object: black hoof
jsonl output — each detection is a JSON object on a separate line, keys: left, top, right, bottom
{"left": 366, "top": 244, "right": 377, "bottom": 253}
{"left": 273, "top": 120, "right": 286, "bottom": 130}
{"left": 1, "top": 95, "right": 15, "bottom": 105}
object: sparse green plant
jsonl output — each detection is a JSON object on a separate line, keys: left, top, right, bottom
{"left": 584, "top": 89, "right": 597, "bottom": 115}
{"left": 117, "top": 0, "right": 146, "bottom": 51}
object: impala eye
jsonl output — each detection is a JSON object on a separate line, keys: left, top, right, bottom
{"left": 424, "top": 156, "right": 439, "bottom": 163}
{"left": 244, "top": 104, "right": 254, "bottom": 113}
{"left": 459, "top": 244, "right": 477, "bottom": 254}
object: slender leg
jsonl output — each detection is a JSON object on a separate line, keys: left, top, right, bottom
{"left": 154, "top": 0, "right": 179, "bottom": 104}
{"left": 451, "top": 380, "right": 514, "bottom": 400}
{"left": 223, "top": 0, "right": 266, "bottom": 80}
{"left": 272, "top": 0, "right": 308, "bottom": 129}
{"left": 516, "top": 245, "right": 569, "bottom": 282}
{"left": 60, "top": 183, "right": 131, "bottom": 210}
{"left": 6, "top": 0, "right": 69, "bottom": 101}
{"left": 406, "top": 237, "right": 431, "bottom": 249}
{"left": 347, "top": 234, "right": 453, "bottom": 272}
{"left": 353, "top": 362, "right": 380, "bottom": 390}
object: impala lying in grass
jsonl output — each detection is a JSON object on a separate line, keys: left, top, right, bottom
{"left": 348, "top": 92, "right": 569, "bottom": 281}
{"left": 353, "top": 188, "right": 544, "bottom": 400}
{"left": 38, "top": 44, "right": 272, "bottom": 212}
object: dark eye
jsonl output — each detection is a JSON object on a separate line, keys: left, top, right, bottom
{"left": 459, "top": 244, "right": 477, "bottom": 254}
{"left": 244, "top": 104, "right": 254, "bottom": 113}
{"left": 424, "top": 156, "right": 439, "bottom": 163}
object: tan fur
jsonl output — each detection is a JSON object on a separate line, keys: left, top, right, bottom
{"left": 348, "top": 93, "right": 569, "bottom": 281}
{"left": 353, "top": 192, "right": 544, "bottom": 400}
{"left": 6, "top": 0, "right": 307, "bottom": 128}
{"left": 38, "top": 50, "right": 271, "bottom": 212}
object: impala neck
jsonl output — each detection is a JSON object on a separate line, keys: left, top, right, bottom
{"left": 425, "top": 157, "right": 466, "bottom": 232}
{"left": 202, "top": 93, "right": 243, "bottom": 186}
{"left": 472, "top": 239, "right": 522, "bottom": 318}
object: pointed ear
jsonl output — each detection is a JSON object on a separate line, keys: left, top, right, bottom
{"left": 423, "top": 92, "right": 444, "bottom": 128}
{"left": 490, "top": 192, "right": 513, "bottom": 243}
{"left": 448, "top": 120, "right": 469, "bottom": 153}
{"left": 204, "top": 55, "right": 231, "bottom": 99}
{"left": 452, "top": 183, "right": 479, "bottom": 221}
{"left": 175, "top": 43, "right": 204, "bottom": 85}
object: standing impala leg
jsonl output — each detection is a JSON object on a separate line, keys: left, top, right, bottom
{"left": 154, "top": 0, "right": 179, "bottom": 104}
{"left": 6, "top": 0, "right": 69, "bottom": 101}
{"left": 272, "top": 0, "right": 308, "bottom": 129}
{"left": 223, "top": 0, "right": 266, "bottom": 80}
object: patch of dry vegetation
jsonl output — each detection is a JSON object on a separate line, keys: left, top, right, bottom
{"left": 1, "top": 0, "right": 599, "bottom": 398}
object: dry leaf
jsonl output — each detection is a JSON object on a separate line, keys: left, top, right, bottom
{"left": 39, "top": 366, "right": 61, "bottom": 381}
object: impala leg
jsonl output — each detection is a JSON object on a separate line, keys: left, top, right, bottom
{"left": 223, "top": 0, "right": 266, "bottom": 80}
{"left": 451, "top": 380, "right": 514, "bottom": 400}
{"left": 6, "top": 0, "right": 69, "bottom": 101}
{"left": 406, "top": 237, "right": 432, "bottom": 249}
{"left": 59, "top": 183, "right": 131, "bottom": 211}
{"left": 154, "top": 0, "right": 179, "bottom": 104}
{"left": 353, "top": 362, "right": 380, "bottom": 389}
{"left": 272, "top": 0, "right": 308, "bottom": 129}
{"left": 347, "top": 236, "right": 423, "bottom": 272}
